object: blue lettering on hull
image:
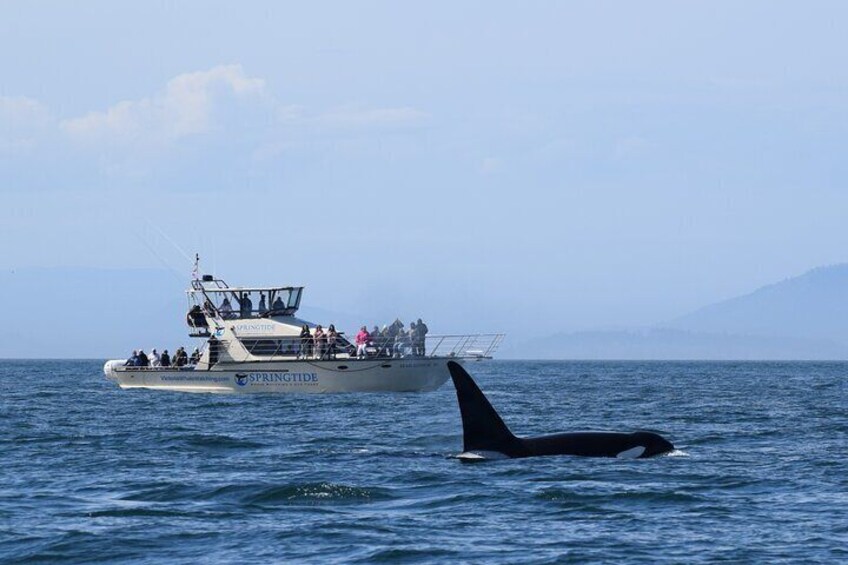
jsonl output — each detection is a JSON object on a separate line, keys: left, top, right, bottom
{"left": 235, "top": 372, "right": 319, "bottom": 387}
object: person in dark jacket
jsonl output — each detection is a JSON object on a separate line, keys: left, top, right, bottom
{"left": 299, "top": 325, "right": 313, "bottom": 359}
{"left": 160, "top": 349, "right": 171, "bottom": 367}
{"left": 137, "top": 349, "right": 150, "bottom": 367}
{"left": 415, "top": 318, "right": 428, "bottom": 356}
{"left": 126, "top": 350, "right": 139, "bottom": 366}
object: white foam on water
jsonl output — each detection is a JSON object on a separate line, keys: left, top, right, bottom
{"left": 456, "top": 450, "right": 509, "bottom": 461}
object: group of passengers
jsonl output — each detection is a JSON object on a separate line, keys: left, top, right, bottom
{"left": 210, "top": 292, "right": 287, "bottom": 320}
{"left": 355, "top": 319, "right": 428, "bottom": 359}
{"left": 125, "top": 346, "right": 200, "bottom": 368}
{"left": 290, "top": 318, "right": 428, "bottom": 360}
{"left": 298, "top": 324, "right": 340, "bottom": 360}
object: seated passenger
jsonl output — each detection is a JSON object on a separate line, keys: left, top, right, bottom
{"left": 271, "top": 295, "right": 285, "bottom": 312}
{"left": 187, "top": 305, "right": 208, "bottom": 329}
{"left": 189, "top": 348, "right": 201, "bottom": 365}
{"left": 126, "top": 350, "right": 139, "bottom": 366}
{"left": 160, "top": 349, "right": 171, "bottom": 367}
{"left": 220, "top": 298, "right": 234, "bottom": 319}
{"left": 137, "top": 349, "right": 150, "bottom": 367}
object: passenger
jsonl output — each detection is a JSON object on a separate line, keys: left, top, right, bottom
{"left": 327, "top": 324, "right": 338, "bottom": 359}
{"left": 258, "top": 293, "right": 268, "bottom": 316}
{"left": 160, "top": 349, "right": 171, "bottom": 367}
{"left": 189, "top": 348, "right": 201, "bottom": 365}
{"left": 137, "top": 349, "right": 150, "bottom": 367}
{"left": 394, "top": 327, "right": 408, "bottom": 358}
{"left": 174, "top": 347, "right": 188, "bottom": 367}
{"left": 126, "top": 350, "right": 139, "bottom": 367}
{"left": 379, "top": 325, "right": 391, "bottom": 357}
{"left": 150, "top": 348, "right": 161, "bottom": 367}
{"left": 371, "top": 325, "right": 380, "bottom": 352}
{"left": 409, "top": 322, "right": 419, "bottom": 355}
{"left": 355, "top": 326, "right": 370, "bottom": 359}
{"left": 220, "top": 298, "right": 234, "bottom": 319}
{"left": 314, "top": 325, "right": 326, "bottom": 359}
{"left": 187, "top": 305, "right": 207, "bottom": 329}
{"left": 239, "top": 293, "right": 253, "bottom": 318}
{"left": 299, "top": 324, "right": 313, "bottom": 359}
{"left": 207, "top": 337, "right": 219, "bottom": 366}
{"left": 271, "top": 295, "right": 285, "bottom": 313}
{"left": 415, "top": 318, "right": 429, "bottom": 356}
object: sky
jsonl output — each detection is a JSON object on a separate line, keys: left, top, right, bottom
{"left": 2, "top": 1, "right": 848, "bottom": 339}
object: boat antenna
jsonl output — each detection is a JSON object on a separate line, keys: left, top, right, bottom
{"left": 132, "top": 228, "right": 185, "bottom": 284}
{"left": 192, "top": 253, "right": 201, "bottom": 280}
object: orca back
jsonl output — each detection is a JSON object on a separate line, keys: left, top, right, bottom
{"left": 447, "top": 361, "right": 525, "bottom": 457}
{"left": 448, "top": 362, "right": 674, "bottom": 460}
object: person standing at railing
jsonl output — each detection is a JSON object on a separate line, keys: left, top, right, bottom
{"left": 394, "top": 326, "right": 408, "bottom": 358}
{"left": 327, "top": 325, "right": 338, "bottom": 359}
{"left": 299, "top": 324, "right": 313, "bottom": 359}
{"left": 150, "top": 348, "right": 161, "bottom": 367}
{"left": 258, "top": 293, "right": 268, "bottom": 316}
{"left": 314, "top": 325, "right": 326, "bottom": 359}
{"left": 409, "top": 322, "right": 419, "bottom": 356}
{"left": 239, "top": 293, "right": 253, "bottom": 318}
{"left": 355, "top": 326, "right": 370, "bottom": 359}
{"left": 415, "top": 318, "right": 428, "bottom": 356}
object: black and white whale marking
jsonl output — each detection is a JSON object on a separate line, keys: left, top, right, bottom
{"left": 448, "top": 361, "right": 674, "bottom": 460}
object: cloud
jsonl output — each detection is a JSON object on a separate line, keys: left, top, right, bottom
{"left": 60, "top": 64, "right": 266, "bottom": 145}
{"left": 315, "top": 106, "right": 428, "bottom": 130}
{"left": 0, "top": 96, "right": 50, "bottom": 153}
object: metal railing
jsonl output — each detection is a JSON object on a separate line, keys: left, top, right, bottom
{"left": 212, "top": 333, "right": 505, "bottom": 363}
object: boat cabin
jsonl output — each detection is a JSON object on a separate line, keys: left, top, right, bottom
{"left": 185, "top": 275, "right": 307, "bottom": 335}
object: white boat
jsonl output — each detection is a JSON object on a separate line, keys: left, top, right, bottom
{"left": 103, "top": 274, "right": 504, "bottom": 393}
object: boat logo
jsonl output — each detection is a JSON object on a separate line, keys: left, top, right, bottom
{"left": 235, "top": 373, "right": 249, "bottom": 387}
{"left": 214, "top": 328, "right": 225, "bottom": 337}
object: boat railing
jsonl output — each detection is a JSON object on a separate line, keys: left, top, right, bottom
{"left": 215, "top": 333, "right": 505, "bottom": 363}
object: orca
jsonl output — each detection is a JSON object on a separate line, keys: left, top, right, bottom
{"left": 447, "top": 361, "right": 674, "bottom": 460}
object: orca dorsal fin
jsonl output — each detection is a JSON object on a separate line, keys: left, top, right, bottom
{"left": 447, "top": 361, "right": 523, "bottom": 456}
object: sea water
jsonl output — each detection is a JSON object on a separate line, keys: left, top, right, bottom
{"left": 1, "top": 360, "right": 846, "bottom": 563}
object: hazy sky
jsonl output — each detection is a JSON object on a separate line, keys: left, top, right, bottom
{"left": 2, "top": 1, "right": 847, "bottom": 335}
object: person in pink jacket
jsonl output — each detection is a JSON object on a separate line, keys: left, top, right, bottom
{"left": 355, "top": 326, "right": 370, "bottom": 359}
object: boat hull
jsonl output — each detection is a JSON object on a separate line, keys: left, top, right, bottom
{"left": 103, "top": 358, "right": 466, "bottom": 393}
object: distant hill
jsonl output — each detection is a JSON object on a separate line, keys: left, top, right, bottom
{"left": 666, "top": 264, "right": 848, "bottom": 344}
{"left": 499, "top": 328, "right": 846, "bottom": 360}
{"left": 502, "top": 264, "right": 848, "bottom": 360}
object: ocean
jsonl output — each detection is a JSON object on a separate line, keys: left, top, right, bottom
{"left": 1, "top": 360, "right": 846, "bottom": 563}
